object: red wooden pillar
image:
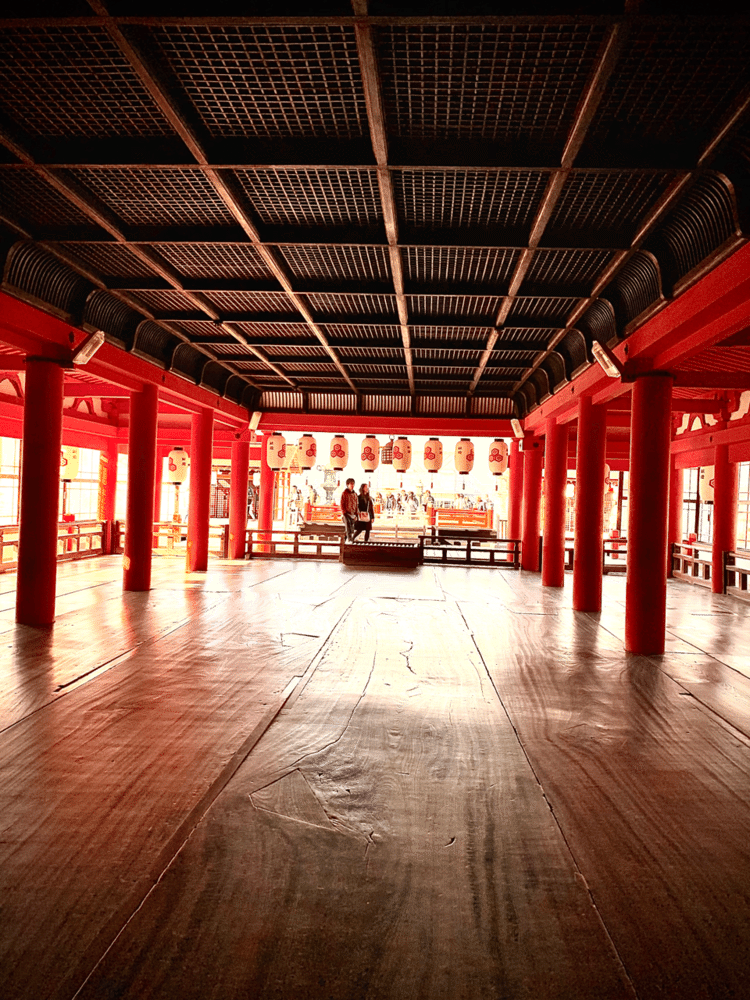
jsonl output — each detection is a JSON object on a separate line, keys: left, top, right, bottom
{"left": 16, "top": 357, "right": 64, "bottom": 625}
{"left": 101, "top": 440, "right": 119, "bottom": 555}
{"left": 542, "top": 418, "right": 567, "bottom": 587}
{"left": 507, "top": 438, "right": 524, "bottom": 542}
{"left": 520, "top": 439, "right": 543, "bottom": 572}
{"left": 101, "top": 440, "right": 119, "bottom": 523}
{"left": 573, "top": 396, "right": 606, "bottom": 611}
{"left": 625, "top": 374, "right": 673, "bottom": 654}
{"left": 667, "top": 461, "right": 684, "bottom": 579}
{"left": 229, "top": 437, "right": 250, "bottom": 559}
{"left": 152, "top": 447, "right": 167, "bottom": 546}
{"left": 123, "top": 384, "right": 158, "bottom": 592}
{"left": 186, "top": 408, "right": 214, "bottom": 573}
{"left": 258, "top": 435, "right": 274, "bottom": 553}
{"left": 711, "top": 444, "right": 738, "bottom": 595}
{"left": 258, "top": 436, "right": 274, "bottom": 547}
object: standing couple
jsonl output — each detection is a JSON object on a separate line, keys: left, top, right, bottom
{"left": 340, "top": 478, "right": 375, "bottom": 542}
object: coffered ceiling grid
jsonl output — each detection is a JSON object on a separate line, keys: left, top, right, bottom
{"left": 0, "top": 5, "right": 747, "bottom": 415}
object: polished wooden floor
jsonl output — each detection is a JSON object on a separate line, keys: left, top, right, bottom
{"left": 2, "top": 556, "right": 750, "bottom": 1000}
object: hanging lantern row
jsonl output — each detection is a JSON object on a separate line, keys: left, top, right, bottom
{"left": 262, "top": 432, "right": 510, "bottom": 475}
{"left": 60, "top": 445, "right": 80, "bottom": 482}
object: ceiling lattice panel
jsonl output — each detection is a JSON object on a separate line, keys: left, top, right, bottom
{"left": 151, "top": 25, "right": 368, "bottom": 139}
{"left": 378, "top": 23, "right": 606, "bottom": 157}
{"left": 235, "top": 169, "right": 382, "bottom": 228}
{"left": 0, "top": 27, "right": 173, "bottom": 137}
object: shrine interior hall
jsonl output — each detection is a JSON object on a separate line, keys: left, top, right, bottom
{"left": 3, "top": 5, "right": 750, "bottom": 1000}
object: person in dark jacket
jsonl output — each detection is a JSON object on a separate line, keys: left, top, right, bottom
{"left": 351, "top": 483, "right": 375, "bottom": 542}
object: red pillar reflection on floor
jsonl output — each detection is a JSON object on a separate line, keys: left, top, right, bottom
{"left": 229, "top": 437, "right": 250, "bottom": 559}
{"left": 258, "top": 436, "right": 274, "bottom": 553}
{"left": 542, "top": 418, "right": 567, "bottom": 587}
{"left": 573, "top": 396, "right": 606, "bottom": 611}
{"left": 667, "top": 461, "right": 684, "bottom": 579}
{"left": 16, "top": 357, "right": 64, "bottom": 625}
{"left": 626, "top": 374, "right": 673, "bottom": 654}
{"left": 507, "top": 438, "right": 524, "bottom": 543}
{"left": 123, "top": 384, "right": 158, "bottom": 592}
{"left": 711, "top": 443, "right": 738, "bottom": 594}
{"left": 520, "top": 438, "right": 543, "bottom": 572}
{"left": 186, "top": 408, "right": 214, "bottom": 573}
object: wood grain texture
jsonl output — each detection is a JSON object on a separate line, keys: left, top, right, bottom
{"left": 2, "top": 560, "right": 750, "bottom": 999}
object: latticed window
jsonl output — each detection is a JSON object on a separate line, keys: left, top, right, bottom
{"left": 737, "top": 463, "right": 750, "bottom": 551}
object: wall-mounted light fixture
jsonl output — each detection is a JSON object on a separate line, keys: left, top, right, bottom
{"left": 71, "top": 329, "right": 105, "bottom": 365}
{"left": 591, "top": 340, "right": 622, "bottom": 378}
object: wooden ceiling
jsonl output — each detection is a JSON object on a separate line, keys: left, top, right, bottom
{"left": 0, "top": 5, "right": 748, "bottom": 420}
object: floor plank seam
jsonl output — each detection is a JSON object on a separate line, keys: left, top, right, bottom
{"left": 289, "top": 649, "right": 377, "bottom": 772}
{"left": 66, "top": 670, "right": 311, "bottom": 1000}
{"left": 457, "top": 600, "right": 642, "bottom": 1000}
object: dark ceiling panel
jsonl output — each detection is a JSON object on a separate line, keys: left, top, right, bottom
{"left": 69, "top": 168, "right": 238, "bottom": 227}
{"left": 379, "top": 24, "right": 606, "bottom": 161}
{"left": 394, "top": 169, "right": 547, "bottom": 231}
{"left": 0, "top": 26, "right": 174, "bottom": 138}
{"left": 151, "top": 243, "right": 274, "bottom": 279}
{"left": 234, "top": 168, "right": 382, "bottom": 227}
{"left": 151, "top": 25, "right": 367, "bottom": 138}
{"left": 580, "top": 22, "right": 750, "bottom": 167}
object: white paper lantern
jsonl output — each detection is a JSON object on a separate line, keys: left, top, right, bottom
{"left": 392, "top": 436, "right": 412, "bottom": 473}
{"left": 488, "top": 439, "right": 508, "bottom": 476}
{"left": 361, "top": 436, "right": 380, "bottom": 472}
{"left": 265, "top": 432, "right": 287, "bottom": 471}
{"left": 699, "top": 466, "right": 715, "bottom": 502}
{"left": 423, "top": 438, "right": 443, "bottom": 473}
{"left": 60, "top": 446, "right": 79, "bottom": 481}
{"left": 455, "top": 438, "right": 475, "bottom": 475}
{"left": 330, "top": 434, "right": 349, "bottom": 471}
{"left": 167, "top": 446, "right": 189, "bottom": 484}
{"left": 297, "top": 434, "right": 317, "bottom": 470}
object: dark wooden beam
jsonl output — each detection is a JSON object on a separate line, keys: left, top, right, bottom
{"left": 355, "top": 19, "right": 415, "bottom": 397}
{"left": 470, "top": 24, "right": 626, "bottom": 396}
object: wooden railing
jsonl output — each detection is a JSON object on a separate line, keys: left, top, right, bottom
{"left": 244, "top": 529, "right": 343, "bottom": 560}
{"left": 0, "top": 519, "right": 109, "bottom": 574}
{"left": 421, "top": 536, "right": 521, "bottom": 568}
{"left": 671, "top": 541, "right": 713, "bottom": 588}
{"left": 724, "top": 551, "right": 750, "bottom": 602}
{"left": 434, "top": 508, "right": 494, "bottom": 530}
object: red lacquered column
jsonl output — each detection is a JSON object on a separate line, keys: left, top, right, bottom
{"left": 507, "top": 438, "right": 524, "bottom": 543}
{"left": 573, "top": 396, "right": 606, "bottom": 611}
{"left": 257, "top": 435, "right": 274, "bottom": 553}
{"left": 101, "top": 439, "right": 119, "bottom": 554}
{"left": 625, "top": 374, "right": 673, "bottom": 654}
{"left": 542, "top": 418, "right": 567, "bottom": 588}
{"left": 152, "top": 447, "right": 167, "bottom": 547}
{"left": 186, "top": 408, "right": 214, "bottom": 573}
{"left": 667, "top": 461, "right": 684, "bottom": 579}
{"left": 229, "top": 437, "right": 250, "bottom": 559}
{"left": 711, "top": 443, "right": 738, "bottom": 594}
{"left": 16, "top": 357, "right": 65, "bottom": 625}
{"left": 520, "top": 439, "right": 543, "bottom": 572}
{"left": 123, "top": 384, "right": 158, "bottom": 591}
